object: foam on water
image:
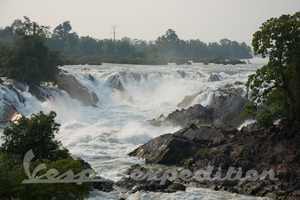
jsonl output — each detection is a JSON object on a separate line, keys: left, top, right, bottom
{"left": 0, "top": 58, "right": 270, "bottom": 199}
{"left": 89, "top": 187, "right": 271, "bottom": 200}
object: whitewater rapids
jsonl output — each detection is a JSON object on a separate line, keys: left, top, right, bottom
{"left": 0, "top": 58, "right": 270, "bottom": 199}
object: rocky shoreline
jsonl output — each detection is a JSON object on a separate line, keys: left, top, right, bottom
{"left": 94, "top": 80, "right": 300, "bottom": 199}
{"left": 126, "top": 123, "right": 300, "bottom": 199}
{"left": 93, "top": 121, "right": 300, "bottom": 199}
{"left": 114, "top": 80, "right": 300, "bottom": 199}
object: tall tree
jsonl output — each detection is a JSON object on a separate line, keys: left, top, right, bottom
{"left": 244, "top": 11, "right": 300, "bottom": 127}
{"left": 49, "top": 21, "right": 78, "bottom": 54}
{"left": 2, "top": 16, "right": 62, "bottom": 84}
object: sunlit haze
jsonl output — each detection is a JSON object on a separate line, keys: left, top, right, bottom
{"left": 1, "top": 0, "right": 299, "bottom": 46}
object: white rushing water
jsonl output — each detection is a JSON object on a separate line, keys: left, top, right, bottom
{"left": 0, "top": 57, "right": 270, "bottom": 199}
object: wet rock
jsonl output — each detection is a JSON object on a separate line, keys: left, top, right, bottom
{"left": 166, "top": 92, "right": 249, "bottom": 127}
{"left": 207, "top": 74, "right": 220, "bottom": 82}
{"left": 91, "top": 92, "right": 99, "bottom": 105}
{"left": 88, "top": 74, "right": 95, "bottom": 82}
{"left": 207, "top": 92, "right": 250, "bottom": 126}
{"left": 109, "top": 74, "right": 133, "bottom": 102}
{"left": 166, "top": 183, "right": 186, "bottom": 192}
{"left": 93, "top": 176, "right": 115, "bottom": 192}
{"left": 217, "top": 84, "right": 244, "bottom": 95}
{"left": 149, "top": 114, "right": 165, "bottom": 127}
{"left": 234, "top": 81, "right": 244, "bottom": 85}
{"left": 129, "top": 124, "right": 238, "bottom": 164}
{"left": 109, "top": 74, "right": 124, "bottom": 91}
{"left": 164, "top": 104, "right": 213, "bottom": 127}
{"left": 177, "top": 70, "right": 186, "bottom": 78}
{"left": 0, "top": 104, "right": 21, "bottom": 123}
{"left": 56, "top": 72, "right": 98, "bottom": 107}
{"left": 28, "top": 83, "right": 53, "bottom": 102}
{"left": 177, "top": 84, "right": 244, "bottom": 109}
{"left": 177, "top": 92, "right": 200, "bottom": 108}
{"left": 129, "top": 133, "right": 200, "bottom": 164}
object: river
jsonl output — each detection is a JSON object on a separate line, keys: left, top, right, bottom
{"left": 0, "top": 57, "right": 270, "bottom": 199}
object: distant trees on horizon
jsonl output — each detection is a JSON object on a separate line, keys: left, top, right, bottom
{"left": 0, "top": 18, "right": 252, "bottom": 62}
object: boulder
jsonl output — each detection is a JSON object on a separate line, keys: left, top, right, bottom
{"left": 129, "top": 124, "right": 237, "bottom": 165}
{"left": 93, "top": 176, "right": 115, "bottom": 192}
{"left": 207, "top": 92, "right": 250, "bottom": 126}
{"left": 109, "top": 74, "right": 124, "bottom": 91}
{"left": 0, "top": 104, "right": 21, "bottom": 123}
{"left": 56, "top": 72, "right": 98, "bottom": 107}
{"left": 165, "top": 92, "right": 249, "bottom": 127}
{"left": 28, "top": 83, "right": 56, "bottom": 102}
{"left": 177, "top": 84, "right": 244, "bottom": 109}
{"left": 207, "top": 74, "right": 220, "bottom": 82}
{"left": 109, "top": 74, "right": 133, "bottom": 102}
{"left": 160, "top": 85, "right": 250, "bottom": 127}
{"left": 164, "top": 104, "right": 213, "bottom": 127}
{"left": 177, "top": 92, "right": 201, "bottom": 108}
{"left": 129, "top": 133, "right": 199, "bottom": 164}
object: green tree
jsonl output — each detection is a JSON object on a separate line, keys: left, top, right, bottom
{"left": 0, "top": 153, "right": 92, "bottom": 200}
{"left": 244, "top": 11, "right": 300, "bottom": 127}
{"left": 0, "top": 111, "right": 69, "bottom": 161}
{"left": 0, "top": 111, "right": 93, "bottom": 199}
{"left": 155, "top": 29, "right": 180, "bottom": 57}
{"left": 3, "top": 16, "right": 62, "bottom": 84}
{"left": 102, "top": 39, "right": 115, "bottom": 56}
{"left": 0, "top": 45, "right": 10, "bottom": 70}
{"left": 116, "top": 38, "right": 135, "bottom": 57}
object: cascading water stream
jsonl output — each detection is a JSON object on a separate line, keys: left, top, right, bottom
{"left": 0, "top": 58, "right": 270, "bottom": 199}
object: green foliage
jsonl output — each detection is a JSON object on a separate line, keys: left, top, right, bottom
{"left": 0, "top": 153, "right": 92, "bottom": 200}
{"left": 0, "top": 111, "right": 69, "bottom": 161}
{"left": 2, "top": 16, "right": 62, "bottom": 84}
{"left": 63, "top": 55, "right": 102, "bottom": 65}
{"left": 0, "top": 111, "right": 93, "bottom": 199}
{"left": 244, "top": 11, "right": 300, "bottom": 127}
{"left": 0, "top": 153, "right": 23, "bottom": 199}
{"left": 0, "top": 45, "right": 10, "bottom": 70}
{"left": 1, "top": 19, "right": 253, "bottom": 65}
{"left": 242, "top": 151, "right": 253, "bottom": 161}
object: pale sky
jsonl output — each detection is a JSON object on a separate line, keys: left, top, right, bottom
{"left": 1, "top": 0, "right": 299, "bottom": 46}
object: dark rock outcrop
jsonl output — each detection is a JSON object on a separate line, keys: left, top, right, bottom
{"left": 163, "top": 105, "right": 214, "bottom": 127}
{"left": 56, "top": 72, "right": 98, "bottom": 107}
{"left": 177, "top": 84, "right": 245, "bottom": 109}
{"left": 93, "top": 176, "right": 115, "bottom": 192}
{"left": 130, "top": 124, "right": 238, "bottom": 164}
{"left": 158, "top": 92, "right": 250, "bottom": 127}
{"left": 110, "top": 74, "right": 125, "bottom": 91}
{"left": 115, "top": 164, "right": 186, "bottom": 193}
{"left": 0, "top": 104, "right": 21, "bottom": 123}
{"left": 109, "top": 74, "right": 133, "bottom": 102}
{"left": 152, "top": 83, "right": 249, "bottom": 128}
{"left": 207, "top": 74, "right": 220, "bottom": 82}
{"left": 129, "top": 123, "right": 300, "bottom": 199}
{"left": 0, "top": 84, "right": 24, "bottom": 123}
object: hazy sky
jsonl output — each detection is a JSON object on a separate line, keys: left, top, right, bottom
{"left": 1, "top": 0, "right": 299, "bottom": 46}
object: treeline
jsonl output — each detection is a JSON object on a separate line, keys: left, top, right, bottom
{"left": 0, "top": 19, "right": 252, "bottom": 65}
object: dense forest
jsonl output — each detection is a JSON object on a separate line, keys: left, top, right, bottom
{"left": 0, "top": 19, "right": 252, "bottom": 65}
